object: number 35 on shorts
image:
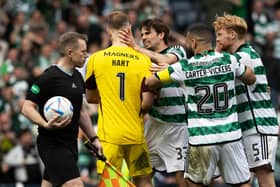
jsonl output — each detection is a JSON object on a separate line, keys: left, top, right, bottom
{"left": 176, "top": 146, "right": 188, "bottom": 160}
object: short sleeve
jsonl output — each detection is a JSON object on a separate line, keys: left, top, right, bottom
{"left": 167, "top": 45, "right": 187, "bottom": 60}
{"left": 85, "top": 54, "right": 97, "bottom": 90}
{"left": 156, "top": 60, "right": 186, "bottom": 84}
{"left": 231, "top": 55, "right": 246, "bottom": 78}
{"left": 26, "top": 73, "right": 49, "bottom": 104}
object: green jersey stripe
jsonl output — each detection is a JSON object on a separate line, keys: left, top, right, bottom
{"left": 149, "top": 108, "right": 186, "bottom": 122}
{"left": 235, "top": 43, "right": 278, "bottom": 135}
{"left": 237, "top": 100, "right": 275, "bottom": 112}
{"left": 235, "top": 84, "right": 268, "bottom": 95}
{"left": 188, "top": 122, "right": 240, "bottom": 136}
{"left": 240, "top": 117, "right": 278, "bottom": 131}
{"left": 161, "top": 82, "right": 180, "bottom": 88}
{"left": 153, "top": 96, "right": 185, "bottom": 107}
{"left": 254, "top": 66, "right": 266, "bottom": 75}
{"left": 188, "top": 88, "right": 235, "bottom": 104}
{"left": 149, "top": 45, "right": 187, "bottom": 125}
{"left": 187, "top": 105, "right": 237, "bottom": 119}
{"left": 165, "top": 51, "right": 244, "bottom": 145}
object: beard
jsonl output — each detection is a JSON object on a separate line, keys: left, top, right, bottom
{"left": 186, "top": 47, "right": 194, "bottom": 59}
{"left": 216, "top": 41, "right": 232, "bottom": 53}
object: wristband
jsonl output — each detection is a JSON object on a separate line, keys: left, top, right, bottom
{"left": 89, "top": 136, "right": 99, "bottom": 143}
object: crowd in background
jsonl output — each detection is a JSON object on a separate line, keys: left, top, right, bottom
{"left": 1, "top": 0, "right": 280, "bottom": 186}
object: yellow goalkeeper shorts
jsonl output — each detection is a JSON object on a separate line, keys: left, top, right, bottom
{"left": 97, "top": 141, "right": 153, "bottom": 177}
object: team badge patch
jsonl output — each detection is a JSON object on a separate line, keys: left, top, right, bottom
{"left": 31, "top": 84, "right": 40, "bottom": 94}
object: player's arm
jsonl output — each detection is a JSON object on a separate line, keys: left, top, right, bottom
{"left": 137, "top": 48, "right": 178, "bottom": 65}
{"left": 85, "top": 89, "right": 100, "bottom": 104}
{"left": 146, "top": 68, "right": 173, "bottom": 91}
{"left": 85, "top": 71, "right": 100, "bottom": 103}
{"left": 141, "top": 91, "right": 154, "bottom": 113}
{"left": 140, "top": 78, "right": 154, "bottom": 114}
{"left": 232, "top": 54, "right": 256, "bottom": 85}
{"left": 79, "top": 101, "right": 103, "bottom": 156}
{"left": 239, "top": 66, "right": 256, "bottom": 85}
{"left": 145, "top": 74, "right": 162, "bottom": 92}
{"left": 84, "top": 55, "right": 100, "bottom": 103}
{"left": 118, "top": 26, "right": 178, "bottom": 65}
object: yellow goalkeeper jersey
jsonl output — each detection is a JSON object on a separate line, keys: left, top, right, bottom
{"left": 85, "top": 46, "right": 152, "bottom": 144}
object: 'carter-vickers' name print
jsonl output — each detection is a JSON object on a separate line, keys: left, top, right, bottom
{"left": 185, "top": 64, "right": 231, "bottom": 79}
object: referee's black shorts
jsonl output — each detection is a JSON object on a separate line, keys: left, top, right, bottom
{"left": 37, "top": 134, "right": 80, "bottom": 186}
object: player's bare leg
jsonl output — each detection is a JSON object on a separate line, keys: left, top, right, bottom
{"left": 176, "top": 171, "right": 187, "bottom": 187}
{"left": 41, "top": 179, "right": 53, "bottom": 187}
{"left": 254, "top": 165, "right": 276, "bottom": 187}
{"left": 133, "top": 175, "right": 153, "bottom": 187}
{"left": 62, "top": 177, "right": 84, "bottom": 187}
{"left": 186, "top": 179, "right": 203, "bottom": 187}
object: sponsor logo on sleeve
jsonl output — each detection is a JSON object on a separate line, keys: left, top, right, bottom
{"left": 31, "top": 84, "right": 40, "bottom": 94}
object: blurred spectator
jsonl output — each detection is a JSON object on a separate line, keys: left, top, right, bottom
{"left": 3, "top": 128, "right": 41, "bottom": 187}
{"left": 36, "top": 0, "right": 69, "bottom": 31}
{"left": 169, "top": 0, "right": 203, "bottom": 32}
{"left": 247, "top": 0, "right": 272, "bottom": 55}
{"left": 17, "top": 37, "right": 37, "bottom": 79}
{"left": 102, "top": 0, "right": 126, "bottom": 15}
{"left": 0, "top": 10, "right": 10, "bottom": 39}
{"left": 127, "top": 9, "right": 139, "bottom": 32}
{"left": 130, "top": 0, "right": 161, "bottom": 22}
{"left": 0, "top": 112, "right": 16, "bottom": 152}
{"left": 0, "top": 111, "right": 16, "bottom": 186}
{"left": 25, "top": 21, "right": 48, "bottom": 57}
{"left": 266, "top": 2, "right": 280, "bottom": 110}
{"left": 275, "top": 137, "right": 280, "bottom": 186}
{"left": 0, "top": 83, "right": 19, "bottom": 133}
{"left": 230, "top": 0, "right": 250, "bottom": 20}
{"left": 0, "top": 83, "right": 14, "bottom": 114}
{"left": 36, "top": 42, "right": 58, "bottom": 71}
{"left": 27, "top": 9, "right": 46, "bottom": 32}
{"left": 14, "top": 0, "right": 36, "bottom": 17}
{"left": 6, "top": 12, "right": 28, "bottom": 48}
{"left": 0, "top": 40, "right": 8, "bottom": 67}
{"left": 200, "top": 0, "right": 241, "bottom": 26}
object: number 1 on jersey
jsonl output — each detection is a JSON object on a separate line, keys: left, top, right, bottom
{"left": 116, "top": 72, "right": 125, "bottom": 101}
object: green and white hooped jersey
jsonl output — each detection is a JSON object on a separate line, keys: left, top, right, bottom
{"left": 162, "top": 51, "right": 245, "bottom": 145}
{"left": 149, "top": 45, "right": 187, "bottom": 126}
{"left": 234, "top": 43, "right": 279, "bottom": 136}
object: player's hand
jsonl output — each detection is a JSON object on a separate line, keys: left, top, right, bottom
{"left": 46, "top": 115, "right": 71, "bottom": 129}
{"left": 150, "top": 63, "right": 168, "bottom": 73}
{"left": 267, "top": 86, "right": 271, "bottom": 94}
{"left": 118, "top": 24, "right": 138, "bottom": 49}
{"left": 90, "top": 137, "right": 103, "bottom": 158}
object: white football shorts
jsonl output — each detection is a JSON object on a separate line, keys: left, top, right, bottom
{"left": 144, "top": 117, "right": 188, "bottom": 173}
{"left": 242, "top": 133, "right": 278, "bottom": 170}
